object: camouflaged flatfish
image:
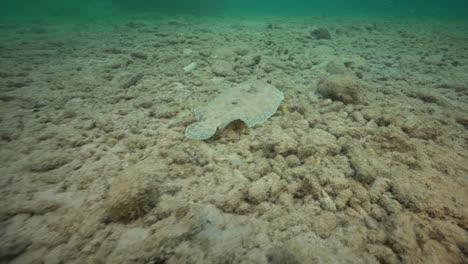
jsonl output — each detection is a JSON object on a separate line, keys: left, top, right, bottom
{"left": 185, "top": 80, "right": 284, "bottom": 139}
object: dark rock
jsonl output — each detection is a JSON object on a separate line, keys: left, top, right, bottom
{"left": 311, "top": 28, "right": 332, "bottom": 40}
{"left": 121, "top": 73, "right": 144, "bottom": 89}
{"left": 317, "top": 74, "right": 362, "bottom": 104}
{"left": 131, "top": 52, "right": 148, "bottom": 60}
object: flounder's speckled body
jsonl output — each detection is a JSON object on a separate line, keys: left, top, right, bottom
{"left": 185, "top": 81, "right": 284, "bottom": 139}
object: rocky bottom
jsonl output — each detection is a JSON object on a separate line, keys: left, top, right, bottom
{"left": 0, "top": 15, "right": 467, "bottom": 264}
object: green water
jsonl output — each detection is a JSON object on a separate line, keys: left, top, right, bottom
{"left": 1, "top": 0, "right": 467, "bottom": 22}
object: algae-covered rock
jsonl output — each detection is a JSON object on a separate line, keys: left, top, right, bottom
{"left": 104, "top": 166, "right": 158, "bottom": 223}
{"left": 317, "top": 74, "right": 362, "bottom": 104}
{"left": 185, "top": 81, "right": 284, "bottom": 139}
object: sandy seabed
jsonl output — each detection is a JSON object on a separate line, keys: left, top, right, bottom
{"left": 0, "top": 14, "right": 467, "bottom": 264}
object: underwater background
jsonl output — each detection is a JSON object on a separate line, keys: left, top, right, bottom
{"left": 1, "top": 0, "right": 468, "bottom": 21}
{"left": 1, "top": 0, "right": 467, "bottom": 264}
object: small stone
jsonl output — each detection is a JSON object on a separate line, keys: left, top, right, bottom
{"left": 325, "top": 59, "right": 347, "bottom": 74}
{"left": 247, "top": 179, "right": 270, "bottom": 204}
{"left": 130, "top": 52, "right": 148, "bottom": 60}
{"left": 319, "top": 190, "right": 337, "bottom": 211}
{"left": 39, "top": 171, "right": 66, "bottom": 184}
{"left": 104, "top": 166, "right": 158, "bottom": 223}
{"left": 311, "top": 28, "right": 332, "bottom": 40}
{"left": 29, "top": 153, "right": 71, "bottom": 172}
{"left": 285, "top": 155, "right": 301, "bottom": 167}
{"left": 183, "top": 62, "right": 197, "bottom": 73}
{"left": 422, "top": 54, "right": 443, "bottom": 65}
{"left": 182, "top": 48, "right": 193, "bottom": 56}
{"left": 316, "top": 74, "right": 362, "bottom": 104}
{"left": 335, "top": 189, "right": 353, "bottom": 210}
{"left": 211, "top": 60, "right": 236, "bottom": 77}
{"left": 312, "top": 211, "right": 337, "bottom": 238}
